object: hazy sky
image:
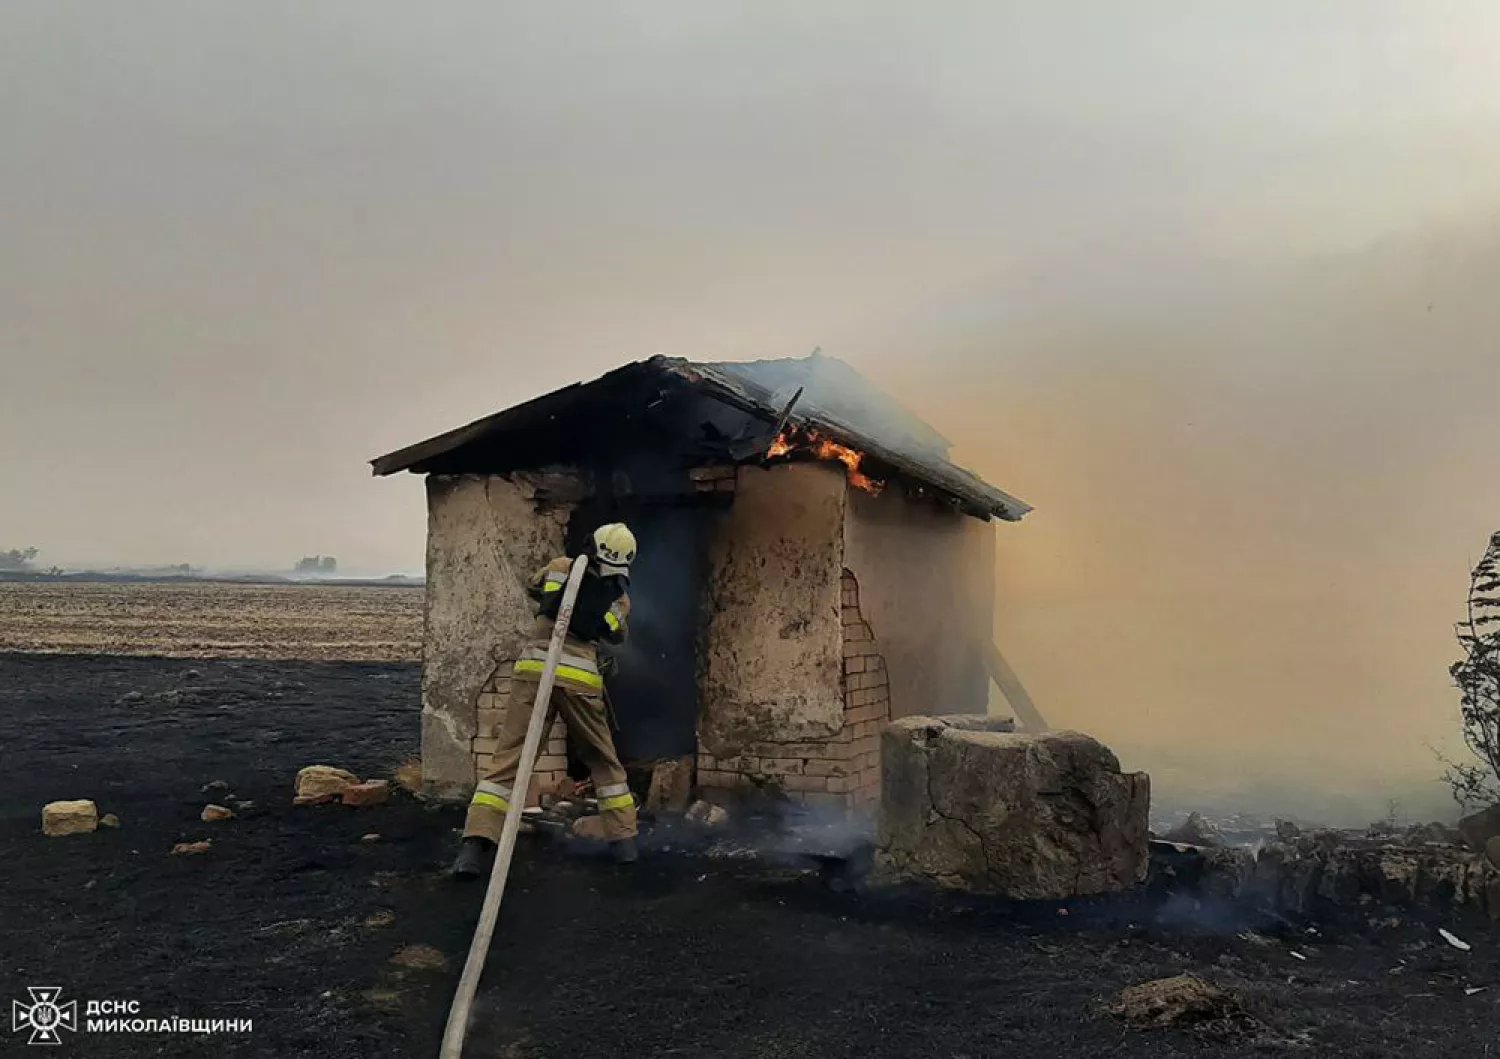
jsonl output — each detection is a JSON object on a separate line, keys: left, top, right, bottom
{"left": 4, "top": 2, "right": 1499, "bottom": 820}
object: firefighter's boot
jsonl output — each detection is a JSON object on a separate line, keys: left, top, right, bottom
{"left": 451, "top": 836, "right": 495, "bottom": 880}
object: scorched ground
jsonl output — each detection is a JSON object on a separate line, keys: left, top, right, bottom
{"left": 1, "top": 653, "right": 1496, "bottom": 1058}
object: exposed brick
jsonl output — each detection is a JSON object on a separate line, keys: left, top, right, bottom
{"left": 756, "top": 757, "right": 806, "bottom": 777}
{"left": 476, "top": 709, "right": 506, "bottom": 737}
{"left": 826, "top": 775, "right": 856, "bottom": 794}
{"left": 844, "top": 657, "right": 867, "bottom": 676}
{"left": 781, "top": 774, "right": 829, "bottom": 793}
{"left": 546, "top": 738, "right": 568, "bottom": 756}
{"left": 743, "top": 741, "right": 838, "bottom": 759}
{"left": 715, "top": 756, "right": 760, "bottom": 773}
{"left": 800, "top": 792, "right": 851, "bottom": 814}
{"left": 697, "top": 769, "right": 750, "bottom": 788}
{"left": 841, "top": 606, "right": 862, "bottom": 626}
{"left": 802, "top": 759, "right": 853, "bottom": 777}
{"left": 842, "top": 640, "right": 864, "bottom": 659}
{"left": 473, "top": 736, "right": 501, "bottom": 757}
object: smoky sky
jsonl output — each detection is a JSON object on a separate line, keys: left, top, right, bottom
{"left": 4, "top": 2, "right": 1499, "bottom": 820}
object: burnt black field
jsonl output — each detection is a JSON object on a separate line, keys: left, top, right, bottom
{"left": 1, "top": 653, "right": 1495, "bottom": 1058}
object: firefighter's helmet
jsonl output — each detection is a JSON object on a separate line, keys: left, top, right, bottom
{"left": 592, "top": 523, "right": 636, "bottom": 575}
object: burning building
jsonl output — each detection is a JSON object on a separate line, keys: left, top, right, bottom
{"left": 371, "top": 352, "right": 1034, "bottom": 814}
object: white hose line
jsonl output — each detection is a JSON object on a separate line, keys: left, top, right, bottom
{"left": 439, "top": 554, "right": 590, "bottom": 1059}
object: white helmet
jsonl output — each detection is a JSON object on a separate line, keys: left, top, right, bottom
{"left": 592, "top": 522, "right": 637, "bottom": 576}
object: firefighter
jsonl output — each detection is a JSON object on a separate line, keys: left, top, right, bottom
{"left": 452, "top": 523, "right": 639, "bottom": 877}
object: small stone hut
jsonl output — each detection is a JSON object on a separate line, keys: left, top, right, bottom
{"left": 371, "top": 353, "right": 1032, "bottom": 814}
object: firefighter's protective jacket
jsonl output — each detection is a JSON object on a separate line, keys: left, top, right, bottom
{"left": 512, "top": 556, "right": 630, "bottom": 694}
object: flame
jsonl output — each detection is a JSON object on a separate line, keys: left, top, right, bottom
{"left": 765, "top": 427, "right": 884, "bottom": 494}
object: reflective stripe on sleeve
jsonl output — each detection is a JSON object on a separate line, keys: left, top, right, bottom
{"left": 604, "top": 610, "right": 621, "bottom": 631}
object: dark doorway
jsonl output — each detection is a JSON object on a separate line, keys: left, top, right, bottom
{"left": 564, "top": 501, "right": 715, "bottom": 764}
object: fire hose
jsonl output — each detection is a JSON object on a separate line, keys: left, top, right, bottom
{"left": 439, "top": 554, "right": 589, "bottom": 1059}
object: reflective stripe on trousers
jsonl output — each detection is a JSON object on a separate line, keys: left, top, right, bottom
{"left": 596, "top": 781, "right": 634, "bottom": 813}
{"left": 470, "top": 780, "right": 512, "bottom": 812}
{"left": 514, "top": 646, "right": 602, "bottom": 690}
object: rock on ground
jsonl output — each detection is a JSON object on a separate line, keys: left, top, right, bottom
{"left": 875, "top": 719, "right": 1150, "bottom": 899}
{"left": 42, "top": 799, "right": 99, "bottom": 837}
{"left": 99, "top": 813, "right": 121, "bottom": 829}
{"left": 1109, "top": 975, "right": 1244, "bottom": 1029}
{"left": 1459, "top": 804, "right": 1500, "bottom": 851}
{"left": 341, "top": 780, "right": 391, "bottom": 807}
{"left": 1161, "top": 812, "right": 1224, "bottom": 847}
{"left": 200, "top": 804, "right": 234, "bottom": 822}
{"left": 645, "top": 756, "right": 694, "bottom": 813}
{"left": 1154, "top": 834, "right": 1500, "bottom": 920}
{"left": 170, "top": 840, "right": 211, "bottom": 855}
{"left": 295, "top": 764, "right": 360, "bottom": 798}
{"left": 686, "top": 800, "right": 729, "bottom": 828}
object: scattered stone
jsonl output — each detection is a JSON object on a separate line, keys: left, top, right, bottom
{"left": 183, "top": 669, "right": 202, "bottom": 680}
{"left": 42, "top": 799, "right": 99, "bottom": 837}
{"left": 392, "top": 758, "right": 422, "bottom": 796}
{"left": 99, "top": 813, "right": 121, "bottom": 829}
{"left": 1162, "top": 812, "right": 1224, "bottom": 848}
{"left": 295, "top": 765, "right": 360, "bottom": 799}
{"left": 200, "top": 780, "right": 232, "bottom": 796}
{"left": 170, "top": 840, "right": 212, "bottom": 856}
{"left": 361, "top": 833, "right": 381, "bottom": 843}
{"left": 389, "top": 943, "right": 448, "bottom": 972}
{"left": 875, "top": 720, "right": 1150, "bottom": 899}
{"left": 1402, "top": 822, "right": 1461, "bottom": 846}
{"left": 341, "top": 780, "right": 391, "bottom": 808}
{"left": 363, "top": 988, "right": 403, "bottom": 1012}
{"left": 1459, "top": 804, "right": 1500, "bottom": 852}
{"left": 1109, "top": 974, "right": 1245, "bottom": 1029}
{"left": 645, "top": 756, "right": 694, "bottom": 813}
{"left": 363, "top": 909, "right": 396, "bottom": 928}
{"left": 118, "top": 691, "right": 145, "bottom": 705}
{"left": 294, "top": 793, "right": 337, "bottom": 807}
{"left": 686, "top": 800, "right": 729, "bottom": 829}
{"left": 232, "top": 800, "right": 256, "bottom": 812}
{"left": 200, "top": 804, "right": 234, "bottom": 823}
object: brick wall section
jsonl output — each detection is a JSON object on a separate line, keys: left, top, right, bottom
{"left": 698, "top": 568, "right": 891, "bottom": 815}
{"left": 688, "top": 465, "right": 737, "bottom": 494}
{"left": 471, "top": 668, "right": 571, "bottom": 807}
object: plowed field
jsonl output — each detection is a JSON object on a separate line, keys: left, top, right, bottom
{"left": 0, "top": 581, "right": 422, "bottom": 661}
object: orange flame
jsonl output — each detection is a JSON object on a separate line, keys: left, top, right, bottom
{"left": 765, "top": 428, "right": 884, "bottom": 494}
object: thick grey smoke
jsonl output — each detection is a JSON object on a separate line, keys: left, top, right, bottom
{"left": 3, "top": 2, "right": 1498, "bottom": 822}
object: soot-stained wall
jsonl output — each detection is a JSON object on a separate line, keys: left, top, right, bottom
{"left": 842, "top": 484, "right": 995, "bottom": 722}
{"left": 421, "top": 473, "right": 576, "bottom": 800}
{"left": 698, "top": 462, "right": 848, "bottom": 755}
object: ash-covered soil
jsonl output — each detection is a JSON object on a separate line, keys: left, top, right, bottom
{"left": 2, "top": 652, "right": 1496, "bottom": 1058}
{"left": 0, "top": 581, "right": 422, "bottom": 660}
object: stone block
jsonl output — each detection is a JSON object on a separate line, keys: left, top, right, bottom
{"left": 42, "top": 799, "right": 98, "bottom": 836}
{"left": 875, "top": 717, "right": 1150, "bottom": 899}
{"left": 295, "top": 765, "right": 359, "bottom": 799}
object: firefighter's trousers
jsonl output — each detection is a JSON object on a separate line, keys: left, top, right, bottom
{"left": 464, "top": 676, "right": 637, "bottom": 844}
